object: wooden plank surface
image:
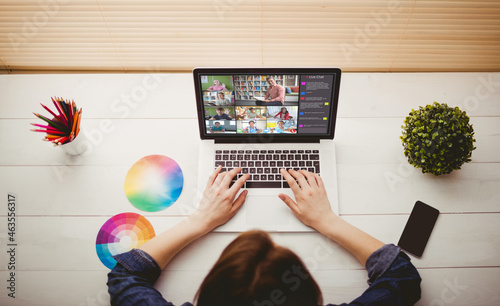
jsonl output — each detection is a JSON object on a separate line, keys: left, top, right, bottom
{"left": 0, "top": 214, "right": 498, "bottom": 272}
{"left": 0, "top": 72, "right": 499, "bottom": 305}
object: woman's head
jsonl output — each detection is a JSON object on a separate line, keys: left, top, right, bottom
{"left": 213, "top": 80, "right": 221, "bottom": 86}
{"left": 218, "top": 92, "right": 224, "bottom": 99}
{"left": 195, "top": 230, "right": 322, "bottom": 306}
{"left": 281, "top": 107, "right": 288, "bottom": 114}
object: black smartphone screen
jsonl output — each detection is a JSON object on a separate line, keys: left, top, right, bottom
{"left": 398, "top": 201, "right": 439, "bottom": 257}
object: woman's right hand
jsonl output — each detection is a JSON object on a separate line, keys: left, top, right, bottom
{"left": 279, "top": 169, "right": 339, "bottom": 232}
{"left": 191, "top": 166, "right": 250, "bottom": 232}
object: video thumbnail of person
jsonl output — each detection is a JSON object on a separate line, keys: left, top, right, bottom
{"left": 233, "top": 74, "right": 300, "bottom": 106}
{"left": 236, "top": 120, "right": 267, "bottom": 134}
{"left": 266, "top": 106, "right": 298, "bottom": 121}
{"left": 206, "top": 120, "right": 236, "bottom": 133}
{"left": 203, "top": 91, "right": 234, "bottom": 106}
{"left": 204, "top": 106, "right": 236, "bottom": 121}
{"left": 266, "top": 119, "right": 297, "bottom": 134}
{"left": 200, "top": 75, "right": 233, "bottom": 92}
{"left": 235, "top": 106, "right": 266, "bottom": 120}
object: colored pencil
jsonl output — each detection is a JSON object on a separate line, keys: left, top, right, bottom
{"left": 54, "top": 135, "right": 69, "bottom": 145}
{"left": 31, "top": 123, "right": 60, "bottom": 130}
{"left": 71, "top": 109, "right": 78, "bottom": 136}
{"left": 40, "top": 103, "right": 59, "bottom": 119}
{"left": 30, "top": 122, "right": 61, "bottom": 130}
{"left": 75, "top": 109, "right": 82, "bottom": 136}
{"left": 59, "top": 98, "right": 70, "bottom": 126}
{"left": 68, "top": 100, "right": 73, "bottom": 126}
{"left": 45, "top": 135, "right": 61, "bottom": 140}
{"left": 31, "top": 128, "right": 66, "bottom": 134}
{"left": 51, "top": 97, "right": 69, "bottom": 128}
{"left": 33, "top": 112, "right": 68, "bottom": 132}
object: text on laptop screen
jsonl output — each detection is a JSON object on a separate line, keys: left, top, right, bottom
{"left": 197, "top": 73, "right": 337, "bottom": 136}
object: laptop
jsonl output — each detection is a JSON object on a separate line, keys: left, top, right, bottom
{"left": 193, "top": 68, "right": 341, "bottom": 232}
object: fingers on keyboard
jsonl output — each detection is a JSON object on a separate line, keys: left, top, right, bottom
{"left": 215, "top": 150, "right": 320, "bottom": 188}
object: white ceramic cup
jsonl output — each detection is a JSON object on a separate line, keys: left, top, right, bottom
{"left": 58, "top": 131, "right": 88, "bottom": 155}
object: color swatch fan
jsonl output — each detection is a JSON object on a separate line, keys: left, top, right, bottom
{"left": 124, "top": 155, "right": 184, "bottom": 212}
{"left": 96, "top": 213, "right": 156, "bottom": 269}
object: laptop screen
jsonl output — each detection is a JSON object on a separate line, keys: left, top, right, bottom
{"left": 193, "top": 68, "right": 341, "bottom": 142}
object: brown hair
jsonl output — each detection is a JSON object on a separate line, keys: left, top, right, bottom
{"left": 195, "top": 230, "right": 323, "bottom": 306}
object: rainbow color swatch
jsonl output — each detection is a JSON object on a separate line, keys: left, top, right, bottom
{"left": 124, "top": 155, "right": 184, "bottom": 212}
{"left": 96, "top": 212, "right": 156, "bottom": 269}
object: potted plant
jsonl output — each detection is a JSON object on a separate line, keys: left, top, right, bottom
{"left": 400, "top": 102, "right": 476, "bottom": 175}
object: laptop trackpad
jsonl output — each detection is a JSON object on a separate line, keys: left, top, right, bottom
{"left": 246, "top": 195, "right": 290, "bottom": 225}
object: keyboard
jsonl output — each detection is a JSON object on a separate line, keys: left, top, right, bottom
{"left": 214, "top": 149, "right": 320, "bottom": 188}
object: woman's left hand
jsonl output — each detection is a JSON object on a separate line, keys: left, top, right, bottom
{"left": 190, "top": 166, "right": 250, "bottom": 232}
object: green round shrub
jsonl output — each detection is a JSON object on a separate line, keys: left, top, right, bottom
{"left": 400, "top": 102, "right": 476, "bottom": 175}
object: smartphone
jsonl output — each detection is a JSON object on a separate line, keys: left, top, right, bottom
{"left": 398, "top": 201, "right": 440, "bottom": 257}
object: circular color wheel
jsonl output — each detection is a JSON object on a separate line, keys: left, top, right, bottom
{"left": 124, "top": 155, "right": 184, "bottom": 212}
{"left": 95, "top": 212, "right": 156, "bottom": 269}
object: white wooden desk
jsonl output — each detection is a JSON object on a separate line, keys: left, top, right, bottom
{"left": 1, "top": 73, "right": 499, "bottom": 305}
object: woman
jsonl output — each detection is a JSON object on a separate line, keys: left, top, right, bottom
{"left": 108, "top": 168, "right": 421, "bottom": 305}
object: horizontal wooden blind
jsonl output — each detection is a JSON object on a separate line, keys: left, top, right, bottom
{"left": 1, "top": 0, "right": 499, "bottom": 73}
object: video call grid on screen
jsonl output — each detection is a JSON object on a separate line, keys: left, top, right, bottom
{"left": 198, "top": 73, "right": 337, "bottom": 136}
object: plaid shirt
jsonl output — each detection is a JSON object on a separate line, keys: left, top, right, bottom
{"left": 264, "top": 84, "right": 285, "bottom": 104}
{"left": 108, "top": 244, "right": 421, "bottom": 305}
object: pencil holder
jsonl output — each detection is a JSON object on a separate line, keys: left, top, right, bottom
{"left": 58, "top": 129, "right": 88, "bottom": 155}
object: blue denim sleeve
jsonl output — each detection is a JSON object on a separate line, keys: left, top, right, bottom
{"left": 327, "top": 244, "right": 421, "bottom": 306}
{"left": 107, "top": 248, "right": 193, "bottom": 306}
